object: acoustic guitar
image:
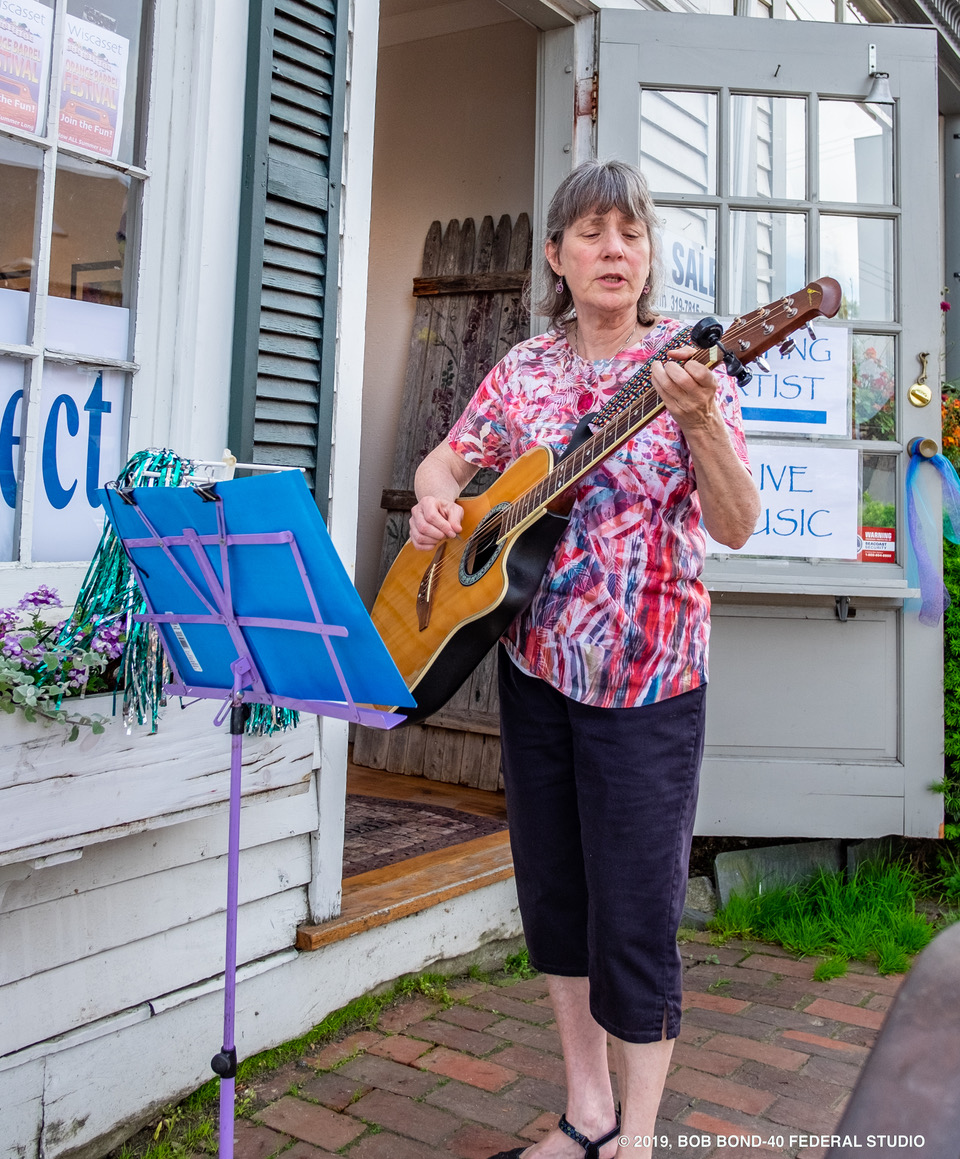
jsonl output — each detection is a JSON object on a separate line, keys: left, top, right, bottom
{"left": 372, "top": 277, "right": 842, "bottom": 724}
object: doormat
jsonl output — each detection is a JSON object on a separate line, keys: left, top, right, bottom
{"left": 342, "top": 794, "right": 509, "bottom": 879}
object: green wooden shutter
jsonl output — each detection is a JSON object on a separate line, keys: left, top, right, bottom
{"left": 230, "top": 0, "right": 347, "bottom": 517}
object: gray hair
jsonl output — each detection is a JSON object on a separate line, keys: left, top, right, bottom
{"left": 535, "top": 159, "right": 662, "bottom": 327}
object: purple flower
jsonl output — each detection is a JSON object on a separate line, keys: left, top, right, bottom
{"left": 18, "top": 585, "right": 61, "bottom": 610}
{"left": 2, "top": 636, "right": 24, "bottom": 658}
{"left": 91, "top": 622, "right": 124, "bottom": 661}
{"left": 0, "top": 607, "right": 19, "bottom": 634}
{"left": 942, "top": 301, "right": 952, "bottom": 312}
{"left": 66, "top": 665, "right": 88, "bottom": 688}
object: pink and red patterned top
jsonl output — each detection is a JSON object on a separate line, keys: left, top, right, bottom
{"left": 447, "top": 319, "right": 750, "bottom": 708}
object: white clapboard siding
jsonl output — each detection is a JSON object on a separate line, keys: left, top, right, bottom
{"left": 1, "top": 889, "right": 308, "bottom": 1055}
{"left": 0, "top": 698, "right": 317, "bottom": 865}
{"left": 0, "top": 1054, "right": 43, "bottom": 1156}
{"left": 0, "top": 792, "right": 318, "bottom": 915}
{"left": 0, "top": 835, "right": 312, "bottom": 985}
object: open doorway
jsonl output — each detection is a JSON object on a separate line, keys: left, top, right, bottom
{"left": 350, "top": 0, "right": 538, "bottom": 880}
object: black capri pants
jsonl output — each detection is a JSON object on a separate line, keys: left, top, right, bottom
{"left": 497, "top": 646, "right": 706, "bottom": 1044}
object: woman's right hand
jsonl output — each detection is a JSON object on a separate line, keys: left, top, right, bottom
{"left": 409, "top": 495, "right": 464, "bottom": 552}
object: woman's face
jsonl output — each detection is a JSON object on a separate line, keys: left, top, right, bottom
{"left": 547, "top": 208, "right": 651, "bottom": 323}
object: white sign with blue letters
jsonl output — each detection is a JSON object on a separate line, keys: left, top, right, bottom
{"left": 0, "top": 362, "right": 123, "bottom": 562}
{"left": 736, "top": 325, "right": 850, "bottom": 437}
{"left": 707, "top": 442, "right": 859, "bottom": 559}
{"left": 655, "top": 229, "right": 717, "bottom": 317}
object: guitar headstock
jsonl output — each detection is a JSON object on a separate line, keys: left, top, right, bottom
{"left": 706, "top": 277, "right": 843, "bottom": 382}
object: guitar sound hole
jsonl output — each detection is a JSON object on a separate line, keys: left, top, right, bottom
{"left": 459, "top": 503, "right": 508, "bottom": 586}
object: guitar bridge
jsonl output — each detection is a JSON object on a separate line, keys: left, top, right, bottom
{"left": 417, "top": 542, "right": 446, "bottom": 631}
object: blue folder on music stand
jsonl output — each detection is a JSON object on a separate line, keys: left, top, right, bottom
{"left": 101, "top": 469, "right": 415, "bottom": 721}
{"left": 101, "top": 470, "right": 415, "bottom": 1159}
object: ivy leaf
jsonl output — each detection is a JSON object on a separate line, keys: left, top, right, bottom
{"left": 68, "top": 725, "right": 80, "bottom": 742}
{"left": 91, "top": 722, "right": 105, "bottom": 735}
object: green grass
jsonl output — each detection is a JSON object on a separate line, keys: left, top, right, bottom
{"left": 708, "top": 860, "right": 934, "bottom": 976}
{"left": 504, "top": 946, "right": 537, "bottom": 980}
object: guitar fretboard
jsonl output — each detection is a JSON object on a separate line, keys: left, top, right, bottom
{"left": 500, "top": 327, "right": 697, "bottom": 536}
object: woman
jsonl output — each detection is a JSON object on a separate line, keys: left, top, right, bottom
{"left": 409, "top": 159, "right": 759, "bottom": 1159}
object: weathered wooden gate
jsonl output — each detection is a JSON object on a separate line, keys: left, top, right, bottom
{"left": 353, "top": 213, "right": 532, "bottom": 789}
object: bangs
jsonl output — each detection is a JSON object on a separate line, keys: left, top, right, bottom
{"left": 550, "top": 161, "right": 653, "bottom": 233}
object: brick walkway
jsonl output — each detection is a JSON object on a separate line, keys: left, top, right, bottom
{"left": 233, "top": 933, "right": 902, "bottom": 1159}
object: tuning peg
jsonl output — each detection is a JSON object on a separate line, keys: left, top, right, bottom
{"left": 805, "top": 323, "right": 817, "bottom": 341}
{"left": 722, "top": 350, "right": 753, "bottom": 388}
{"left": 778, "top": 338, "right": 796, "bottom": 356}
{"left": 690, "top": 317, "right": 724, "bottom": 348}
{"left": 752, "top": 356, "right": 771, "bottom": 374}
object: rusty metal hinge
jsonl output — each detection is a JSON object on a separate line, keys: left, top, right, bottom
{"left": 575, "top": 74, "right": 598, "bottom": 122}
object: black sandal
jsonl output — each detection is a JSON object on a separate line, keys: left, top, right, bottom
{"left": 485, "top": 1108, "right": 621, "bottom": 1159}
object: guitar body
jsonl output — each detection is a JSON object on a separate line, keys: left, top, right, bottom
{"left": 371, "top": 444, "right": 570, "bottom": 722}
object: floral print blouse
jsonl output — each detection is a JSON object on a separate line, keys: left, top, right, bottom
{"left": 447, "top": 319, "right": 751, "bottom": 708}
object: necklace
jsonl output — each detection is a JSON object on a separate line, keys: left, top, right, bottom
{"left": 572, "top": 320, "right": 638, "bottom": 376}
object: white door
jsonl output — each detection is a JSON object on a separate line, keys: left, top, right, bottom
{"left": 588, "top": 12, "right": 943, "bottom": 836}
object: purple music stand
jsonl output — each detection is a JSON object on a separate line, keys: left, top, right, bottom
{"left": 101, "top": 471, "right": 415, "bottom": 1159}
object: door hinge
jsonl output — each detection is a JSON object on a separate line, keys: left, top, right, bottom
{"left": 576, "top": 74, "right": 598, "bottom": 122}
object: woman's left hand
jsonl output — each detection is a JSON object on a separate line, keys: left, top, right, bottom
{"left": 650, "top": 344, "right": 761, "bottom": 550}
{"left": 649, "top": 345, "right": 722, "bottom": 435}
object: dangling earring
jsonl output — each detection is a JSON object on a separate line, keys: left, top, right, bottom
{"left": 555, "top": 276, "right": 564, "bottom": 295}
{"left": 642, "top": 283, "right": 650, "bottom": 295}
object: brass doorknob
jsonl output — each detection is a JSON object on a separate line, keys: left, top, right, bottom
{"left": 907, "top": 437, "right": 939, "bottom": 458}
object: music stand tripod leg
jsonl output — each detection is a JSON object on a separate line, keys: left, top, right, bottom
{"left": 211, "top": 701, "right": 248, "bottom": 1159}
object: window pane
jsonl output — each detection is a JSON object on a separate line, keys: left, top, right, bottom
{"left": 852, "top": 333, "right": 896, "bottom": 440}
{"left": 0, "top": 136, "right": 42, "bottom": 345}
{"left": 30, "top": 363, "right": 125, "bottom": 562}
{"left": 728, "top": 211, "right": 805, "bottom": 314}
{"left": 0, "top": 357, "right": 26, "bottom": 560}
{"left": 0, "top": 0, "right": 54, "bottom": 136}
{"left": 62, "top": 0, "right": 147, "bottom": 164}
{"left": 730, "top": 95, "right": 805, "bottom": 200}
{"left": 656, "top": 205, "right": 717, "bottom": 315}
{"left": 818, "top": 100, "right": 893, "bottom": 205}
{"left": 47, "top": 155, "right": 134, "bottom": 358}
{"left": 820, "top": 215, "right": 894, "bottom": 320}
{"left": 640, "top": 90, "right": 717, "bottom": 196}
{"left": 859, "top": 453, "right": 897, "bottom": 563}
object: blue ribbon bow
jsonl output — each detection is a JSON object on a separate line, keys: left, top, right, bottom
{"left": 906, "top": 445, "right": 960, "bottom": 625}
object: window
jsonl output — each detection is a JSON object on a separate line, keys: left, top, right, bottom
{"left": 639, "top": 86, "right": 901, "bottom": 566}
{"left": 0, "top": 0, "right": 151, "bottom": 564}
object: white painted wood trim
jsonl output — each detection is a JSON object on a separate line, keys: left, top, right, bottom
{"left": 306, "top": 0, "right": 384, "bottom": 923}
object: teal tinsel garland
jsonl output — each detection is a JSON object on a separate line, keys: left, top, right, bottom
{"left": 57, "top": 448, "right": 299, "bottom": 737}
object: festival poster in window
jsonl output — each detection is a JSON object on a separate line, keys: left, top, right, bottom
{"left": 58, "top": 14, "right": 128, "bottom": 160}
{"left": 0, "top": 0, "right": 53, "bottom": 135}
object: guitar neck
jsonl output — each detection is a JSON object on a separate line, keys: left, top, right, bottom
{"left": 501, "top": 339, "right": 708, "bottom": 535}
{"left": 498, "top": 278, "right": 843, "bottom": 539}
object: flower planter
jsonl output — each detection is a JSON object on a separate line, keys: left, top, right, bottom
{"left": 0, "top": 695, "right": 317, "bottom": 866}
